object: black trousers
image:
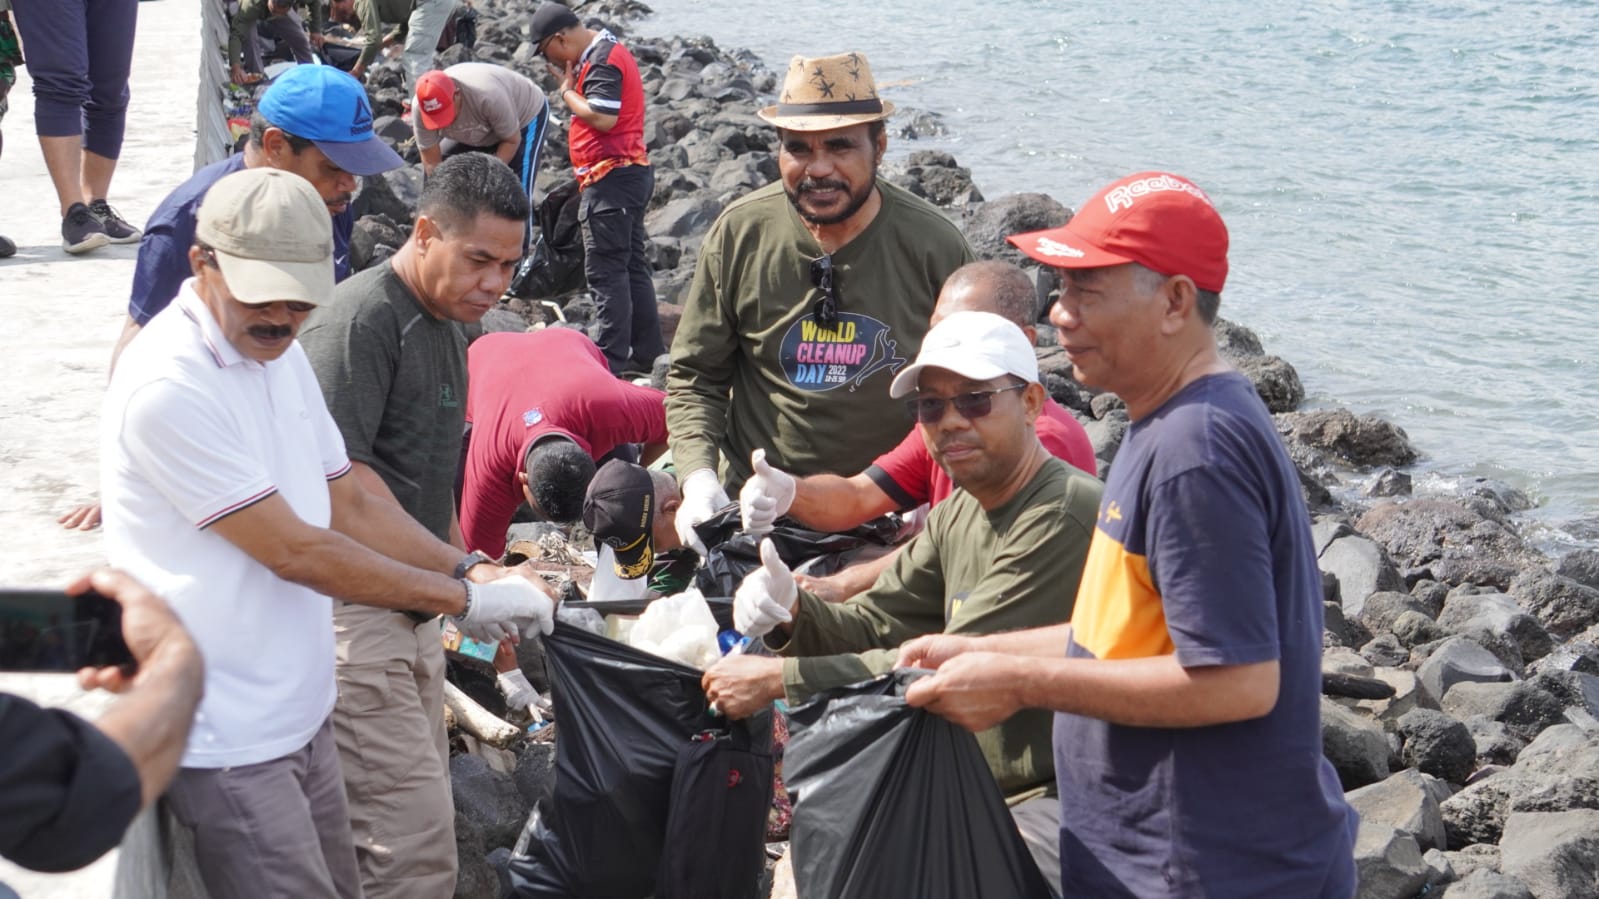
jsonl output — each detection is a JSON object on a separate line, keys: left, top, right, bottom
{"left": 579, "top": 164, "right": 664, "bottom": 374}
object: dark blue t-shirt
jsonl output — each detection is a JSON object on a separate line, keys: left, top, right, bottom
{"left": 128, "top": 155, "right": 353, "bottom": 324}
{"left": 1054, "top": 372, "right": 1357, "bottom": 897}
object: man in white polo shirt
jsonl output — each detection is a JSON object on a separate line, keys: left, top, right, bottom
{"left": 100, "top": 167, "right": 557, "bottom": 899}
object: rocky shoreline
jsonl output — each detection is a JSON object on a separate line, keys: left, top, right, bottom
{"left": 307, "top": 1, "right": 1599, "bottom": 895}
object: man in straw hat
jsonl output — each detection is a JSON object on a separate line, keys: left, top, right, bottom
{"left": 100, "top": 167, "right": 556, "bottom": 899}
{"left": 665, "top": 51, "right": 975, "bottom": 555}
{"left": 898, "top": 172, "right": 1359, "bottom": 895}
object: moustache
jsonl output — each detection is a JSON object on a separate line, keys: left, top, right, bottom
{"left": 935, "top": 439, "right": 980, "bottom": 456}
{"left": 798, "top": 178, "right": 849, "bottom": 194}
{"left": 325, "top": 193, "right": 353, "bottom": 209}
{"left": 248, "top": 323, "right": 294, "bottom": 341}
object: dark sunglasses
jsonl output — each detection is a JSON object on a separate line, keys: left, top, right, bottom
{"left": 905, "top": 383, "right": 1027, "bottom": 424}
{"left": 199, "top": 246, "right": 317, "bottom": 314}
{"left": 809, "top": 254, "right": 840, "bottom": 327}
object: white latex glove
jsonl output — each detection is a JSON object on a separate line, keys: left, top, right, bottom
{"left": 733, "top": 538, "right": 798, "bottom": 638}
{"left": 739, "top": 449, "right": 796, "bottom": 538}
{"left": 497, "top": 668, "right": 544, "bottom": 719}
{"left": 455, "top": 576, "right": 556, "bottom": 643}
{"left": 675, "top": 468, "right": 730, "bottom": 556}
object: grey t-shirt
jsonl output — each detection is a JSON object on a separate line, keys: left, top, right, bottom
{"left": 299, "top": 263, "right": 466, "bottom": 540}
{"left": 412, "top": 62, "right": 546, "bottom": 151}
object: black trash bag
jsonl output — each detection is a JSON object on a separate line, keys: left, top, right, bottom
{"left": 510, "top": 179, "right": 586, "bottom": 300}
{"left": 692, "top": 505, "right": 900, "bottom": 596}
{"left": 784, "top": 671, "right": 1053, "bottom": 899}
{"left": 504, "top": 624, "right": 772, "bottom": 899}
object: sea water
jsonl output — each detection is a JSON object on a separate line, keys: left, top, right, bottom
{"left": 640, "top": 0, "right": 1599, "bottom": 551}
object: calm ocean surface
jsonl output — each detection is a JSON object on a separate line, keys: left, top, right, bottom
{"left": 640, "top": 0, "right": 1599, "bottom": 552}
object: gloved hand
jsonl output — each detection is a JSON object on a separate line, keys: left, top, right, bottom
{"left": 674, "top": 468, "right": 730, "bottom": 556}
{"left": 739, "top": 449, "right": 796, "bottom": 538}
{"left": 455, "top": 576, "right": 556, "bottom": 643}
{"left": 733, "top": 538, "right": 798, "bottom": 638}
{"left": 497, "top": 668, "right": 544, "bottom": 720}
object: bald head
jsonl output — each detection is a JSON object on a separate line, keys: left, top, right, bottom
{"left": 932, "top": 260, "right": 1039, "bottom": 332}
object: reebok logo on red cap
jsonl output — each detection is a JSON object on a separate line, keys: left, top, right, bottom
{"left": 1006, "top": 171, "right": 1230, "bottom": 293}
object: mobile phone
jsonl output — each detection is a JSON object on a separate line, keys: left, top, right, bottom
{"left": 0, "top": 588, "right": 137, "bottom": 674}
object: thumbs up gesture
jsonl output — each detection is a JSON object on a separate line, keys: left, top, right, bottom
{"left": 733, "top": 538, "right": 798, "bottom": 638}
{"left": 739, "top": 449, "right": 797, "bottom": 538}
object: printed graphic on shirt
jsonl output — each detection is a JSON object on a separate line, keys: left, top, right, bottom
{"left": 1068, "top": 526, "right": 1172, "bottom": 661}
{"left": 439, "top": 383, "right": 460, "bottom": 408}
{"left": 778, "top": 312, "right": 906, "bottom": 392}
{"left": 522, "top": 408, "right": 543, "bottom": 427}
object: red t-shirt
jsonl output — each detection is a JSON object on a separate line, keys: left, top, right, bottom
{"left": 460, "top": 329, "right": 666, "bottom": 556}
{"left": 865, "top": 398, "right": 1097, "bottom": 509}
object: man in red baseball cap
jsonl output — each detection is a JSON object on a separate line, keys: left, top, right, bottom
{"left": 412, "top": 63, "right": 549, "bottom": 254}
{"left": 898, "top": 172, "right": 1359, "bottom": 896}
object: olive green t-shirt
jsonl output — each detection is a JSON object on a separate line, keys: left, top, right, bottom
{"left": 772, "top": 456, "right": 1104, "bottom": 796}
{"left": 665, "top": 177, "right": 975, "bottom": 489}
{"left": 299, "top": 262, "right": 466, "bottom": 541}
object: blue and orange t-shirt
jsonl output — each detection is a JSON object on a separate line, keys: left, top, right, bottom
{"left": 1054, "top": 372, "right": 1357, "bottom": 897}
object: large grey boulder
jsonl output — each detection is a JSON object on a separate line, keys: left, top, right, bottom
{"left": 1359, "top": 590, "right": 1430, "bottom": 637}
{"left": 1437, "top": 589, "right": 1554, "bottom": 666}
{"left": 1509, "top": 571, "right": 1599, "bottom": 640}
{"left": 1417, "top": 637, "right": 1514, "bottom": 706}
{"left": 1440, "top": 725, "right": 1599, "bottom": 847}
{"left": 644, "top": 195, "right": 723, "bottom": 239}
{"left": 1398, "top": 708, "right": 1476, "bottom": 785}
{"left": 1497, "top": 809, "right": 1599, "bottom": 899}
{"left": 1277, "top": 409, "right": 1417, "bottom": 469}
{"left": 1354, "top": 820, "right": 1429, "bottom": 899}
{"left": 960, "top": 192, "right": 1071, "bottom": 264}
{"left": 1234, "top": 354, "right": 1305, "bottom": 413}
{"left": 1357, "top": 500, "right": 1544, "bottom": 589}
{"left": 1441, "top": 681, "right": 1567, "bottom": 744}
{"left": 1346, "top": 768, "right": 1448, "bottom": 851}
{"left": 1556, "top": 549, "right": 1599, "bottom": 590}
{"left": 1321, "top": 536, "right": 1404, "bottom": 621}
{"left": 1322, "top": 697, "right": 1391, "bottom": 789}
{"left": 1438, "top": 869, "right": 1533, "bottom": 899}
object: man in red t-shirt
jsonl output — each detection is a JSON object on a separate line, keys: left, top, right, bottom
{"left": 459, "top": 328, "right": 668, "bottom": 558}
{"left": 739, "top": 260, "right": 1098, "bottom": 600}
{"left": 529, "top": 2, "right": 663, "bottom": 376}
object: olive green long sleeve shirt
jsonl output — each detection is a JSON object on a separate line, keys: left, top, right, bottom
{"left": 354, "top": 0, "right": 415, "bottom": 70}
{"left": 768, "top": 457, "right": 1104, "bottom": 796}
{"left": 228, "top": 0, "right": 325, "bottom": 69}
{"left": 665, "top": 178, "right": 974, "bottom": 490}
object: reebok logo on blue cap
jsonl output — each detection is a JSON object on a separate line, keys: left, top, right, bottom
{"left": 258, "top": 64, "right": 402, "bottom": 178}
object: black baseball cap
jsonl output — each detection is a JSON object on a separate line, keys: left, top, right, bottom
{"left": 529, "top": 3, "right": 580, "bottom": 55}
{"left": 582, "top": 460, "right": 655, "bottom": 580}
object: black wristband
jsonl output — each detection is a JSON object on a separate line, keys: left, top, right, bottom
{"left": 453, "top": 550, "right": 493, "bottom": 580}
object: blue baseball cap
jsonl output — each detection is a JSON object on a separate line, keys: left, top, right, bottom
{"left": 258, "top": 64, "right": 404, "bottom": 177}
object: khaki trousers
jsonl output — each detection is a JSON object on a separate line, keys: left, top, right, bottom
{"left": 332, "top": 603, "right": 456, "bottom": 899}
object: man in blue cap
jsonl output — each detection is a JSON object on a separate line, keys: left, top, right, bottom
{"left": 59, "top": 64, "right": 405, "bottom": 531}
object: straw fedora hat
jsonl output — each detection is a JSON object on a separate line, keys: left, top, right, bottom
{"left": 757, "top": 52, "right": 896, "bottom": 131}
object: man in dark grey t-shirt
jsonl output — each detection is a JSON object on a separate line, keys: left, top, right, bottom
{"left": 298, "top": 153, "right": 530, "bottom": 899}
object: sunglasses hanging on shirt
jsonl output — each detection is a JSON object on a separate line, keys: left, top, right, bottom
{"left": 809, "top": 253, "right": 840, "bottom": 328}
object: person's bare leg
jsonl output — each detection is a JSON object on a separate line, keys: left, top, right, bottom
{"left": 81, "top": 147, "right": 117, "bottom": 206}
{"left": 39, "top": 134, "right": 86, "bottom": 214}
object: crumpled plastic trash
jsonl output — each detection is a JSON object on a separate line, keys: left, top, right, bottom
{"left": 625, "top": 588, "right": 721, "bottom": 670}
{"left": 554, "top": 604, "right": 606, "bottom": 635}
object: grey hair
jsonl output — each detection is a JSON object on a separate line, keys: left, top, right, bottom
{"left": 1133, "top": 263, "right": 1220, "bottom": 324}
{"left": 940, "top": 260, "right": 1039, "bottom": 328}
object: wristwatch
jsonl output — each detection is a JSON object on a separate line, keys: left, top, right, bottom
{"left": 453, "top": 550, "right": 495, "bottom": 580}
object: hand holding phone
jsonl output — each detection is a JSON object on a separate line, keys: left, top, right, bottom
{"left": 0, "top": 583, "right": 136, "bottom": 675}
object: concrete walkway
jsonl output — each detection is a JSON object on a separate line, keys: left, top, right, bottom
{"left": 1, "top": 0, "right": 203, "bottom": 894}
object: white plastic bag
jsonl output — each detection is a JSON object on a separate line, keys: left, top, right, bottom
{"left": 625, "top": 588, "right": 722, "bottom": 670}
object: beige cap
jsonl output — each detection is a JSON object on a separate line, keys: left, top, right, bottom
{"left": 195, "top": 168, "right": 334, "bottom": 306}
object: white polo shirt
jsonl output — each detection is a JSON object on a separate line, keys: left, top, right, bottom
{"left": 102, "top": 282, "right": 351, "bottom": 768}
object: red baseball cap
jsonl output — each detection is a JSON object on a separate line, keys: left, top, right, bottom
{"left": 415, "top": 71, "right": 457, "bottom": 131}
{"left": 1007, "top": 172, "right": 1230, "bottom": 292}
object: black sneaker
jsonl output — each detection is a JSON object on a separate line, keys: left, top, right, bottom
{"left": 89, "top": 199, "right": 142, "bottom": 244}
{"left": 0, "top": 234, "right": 14, "bottom": 259}
{"left": 62, "top": 203, "right": 109, "bottom": 255}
